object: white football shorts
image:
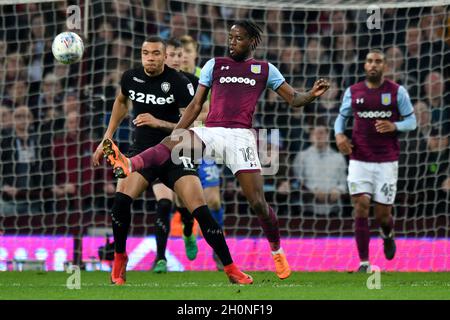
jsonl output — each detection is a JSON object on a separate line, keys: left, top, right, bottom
{"left": 347, "top": 160, "right": 398, "bottom": 205}
{"left": 190, "top": 127, "right": 262, "bottom": 175}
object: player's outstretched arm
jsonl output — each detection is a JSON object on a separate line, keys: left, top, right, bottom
{"left": 92, "top": 92, "right": 128, "bottom": 166}
{"left": 174, "top": 85, "right": 209, "bottom": 130}
{"left": 275, "top": 79, "right": 330, "bottom": 108}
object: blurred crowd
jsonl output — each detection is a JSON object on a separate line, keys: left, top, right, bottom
{"left": 0, "top": 1, "right": 449, "bottom": 219}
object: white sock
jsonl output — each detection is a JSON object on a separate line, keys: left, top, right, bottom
{"left": 360, "top": 261, "right": 370, "bottom": 266}
{"left": 271, "top": 248, "right": 284, "bottom": 255}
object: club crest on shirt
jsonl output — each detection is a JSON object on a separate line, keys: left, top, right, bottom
{"left": 161, "top": 82, "right": 171, "bottom": 93}
{"left": 381, "top": 93, "right": 391, "bottom": 106}
{"left": 251, "top": 64, "right": 261, "bottom": 74}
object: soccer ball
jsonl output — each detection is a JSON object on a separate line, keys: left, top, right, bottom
{"left": 51, "top": 32, "right": 84, "bottom": 64}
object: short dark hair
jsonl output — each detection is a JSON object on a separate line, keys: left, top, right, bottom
{"left": 143, "top": 36, "right": 166, "bottom": 49}
{"left": 367, "top": 49, "right": 385, "bottom": 61}
{"left": 166, "top": 37, "right": 182, "bottom": 49}
{"left": 233, "top": 20, "right": 263, "bottom": 50}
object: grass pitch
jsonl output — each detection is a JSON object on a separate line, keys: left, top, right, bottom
{"left": 0, "top": 271, "right": 449, "bottom": 300}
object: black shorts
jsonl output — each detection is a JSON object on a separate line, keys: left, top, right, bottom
{"left": 126, "top": 144, "right": 198, "bottom": 190}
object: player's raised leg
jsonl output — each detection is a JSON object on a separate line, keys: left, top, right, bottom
{"left": 103, "top": 138, "right": 163, "bottom": 178}
{"left": 374, "top": 203, "right": 396, "bottom": 260}
{"left": 236, "top": 171, "right": 291, "bottom": 280}
{"left": 103, "top": 137, "right": 252, "bottom": 284}
{"left": 352, "top": 194, "right": 371, "bottom": 272}
{"left": 110, "top": 173, "right": 149, "bottom": 285}
{"left": 173, "top": 175, "right": 253, "bottom": 284}
{"left": 103, "top": 130, "right": 196, "bottom": 179}
{"left": 103, "top": 135, "right": 201, "bottom": 262}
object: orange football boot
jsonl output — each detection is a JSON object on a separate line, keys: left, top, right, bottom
{"left": 273, "top": 251, "right": 291, "bottom": 280}
{"left": 111, "top": 252, "right": 128, "bottom": 285}
{"left": 224, "top": 263, "right": 253, "bottom": 285}
{"left": 102, "top": 138, "right": 130, "bottom": 178}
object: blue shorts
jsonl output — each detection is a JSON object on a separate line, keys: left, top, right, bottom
{"left": 198, "top": 161, "right": 220, "bottom": 189}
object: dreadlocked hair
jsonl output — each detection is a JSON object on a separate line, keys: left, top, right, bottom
{"left": 234, "top": 20, "right": 263, "bottom": 50}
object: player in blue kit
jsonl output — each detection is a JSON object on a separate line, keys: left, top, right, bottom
{"left": 334, "top": 49, "right": 417, "bottom": 272}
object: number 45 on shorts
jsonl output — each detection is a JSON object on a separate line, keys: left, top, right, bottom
{"left": 380, "top": 183, "right": 395, "bottom": 202}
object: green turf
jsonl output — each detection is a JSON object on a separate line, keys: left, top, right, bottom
{"left": 0, "top": 271, "right": 449, "bottom": 300}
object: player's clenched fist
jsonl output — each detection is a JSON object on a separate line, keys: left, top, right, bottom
{"left": 335, "top": 133, "right": 353, "bottom": 155}
{"left": 133, "top": 113, "right": 160, "bottom": 128}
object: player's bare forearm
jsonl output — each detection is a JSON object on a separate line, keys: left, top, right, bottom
{"left": 174, "top": 102, "right": 202, "bottom": 130}
{"left": 292, "top": 78, "right": 330, "bottom": 107}
{"left": 276, "top": 79, "right": 329, "bottom": 108}
{"left": 157, "top": 120, "right": 177, "bottom": 133}
{"left": 104, "top": 93, "right": 128, "bottom": 139}
{"left": 174, "top": 85, "right": 209, "bottom": 130}
{"left": 291, "top": 91, "right": 317, "bottom": 107}
{"left": 196, "top": 101, "right": 210, "bottom": 123}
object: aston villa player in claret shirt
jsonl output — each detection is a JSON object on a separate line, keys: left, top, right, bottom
{"left": 334, "top": 49, "right": 417, "bottom": 273}
{"left": 93, "top": 36, "right": 252, "bottom": 285}
{"left": 103, "top": 21, "right": 330, "bottom": 281}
